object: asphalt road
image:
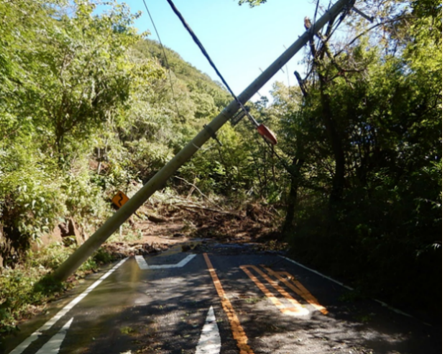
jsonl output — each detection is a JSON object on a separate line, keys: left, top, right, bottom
{"left": 1, "top": 243, "right": 440, "bottom": 354}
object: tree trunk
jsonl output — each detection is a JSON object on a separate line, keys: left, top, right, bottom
{"left": 281, "top": 158, "right": 304, "bottom": 236}
{"left": 319, "top": 79, "right": 345, "bottom": 204}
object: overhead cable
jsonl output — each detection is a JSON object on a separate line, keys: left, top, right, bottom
{"left": 165, "top": 0, "right": 236, "bottom": 100}
{"left": 142, "top": 0, "right": 182, "bottom": 120}
{"left": 164, "top": 0, "right": 260, "bottom": 127}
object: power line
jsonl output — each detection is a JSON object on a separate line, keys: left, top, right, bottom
{"left": 142, "top": 0, "right": 182, "bottom": 121}
{"left": 165, "top": 0, "right": 236, "bottom": 100}
{"left": 164, "top": 0, "right": 261, "bottom": 127}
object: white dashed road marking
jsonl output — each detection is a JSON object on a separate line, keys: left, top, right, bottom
{"left": 135, "top": 254, "right": 196, "bottom": 270}
{"left": 195, "top": 306, "right": 221, "bottom": 354}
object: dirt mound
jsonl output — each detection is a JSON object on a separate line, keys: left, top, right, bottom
{"left": 104, "top": 198, "right": 283, "bottom": 258}
{"left": 142, "top": 199, "right": 279, "bottom": 242}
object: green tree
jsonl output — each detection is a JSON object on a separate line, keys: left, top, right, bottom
{"left": 0, "top": 0, "right": 157, "bottom": 263}
{"left": 237, "top": 0, "right": 267, "bottom": 7}
{"left": 265, "top": 0, "right": 442, "bottom": 311}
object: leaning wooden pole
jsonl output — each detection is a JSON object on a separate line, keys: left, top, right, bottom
{"left": 52, "top": 0, "right": 353, "bottom": 281}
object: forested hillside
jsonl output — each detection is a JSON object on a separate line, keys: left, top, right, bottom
{"left": 240, "top": 0, "right": 442, "bottom": 317}
{"left": 0, "top": 0, "right": 233, "bottom": 265}
{"left": 0, "top": 0, "right": 441, "bottom": 333}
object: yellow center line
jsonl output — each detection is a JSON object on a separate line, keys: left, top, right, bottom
{"left": 264, "top": 267, "right": 328, "bottom": 315}
{"left": 203, "top": 253, "right": 254, "bottom": 354}
{"left": 240, "top": 265, "right": 307, "bottom": 315}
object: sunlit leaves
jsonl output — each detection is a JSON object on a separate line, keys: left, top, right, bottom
{"left": 0, "top": 0, "right": 151, "bottom": 254}
{"left": 237, "top": 0, "right": 267, "bottom": 7}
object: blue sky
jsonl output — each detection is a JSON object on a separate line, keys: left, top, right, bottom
{"left": 116, "top": 0, "right": 321, "bottom": 101}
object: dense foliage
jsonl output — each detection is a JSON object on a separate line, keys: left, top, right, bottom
{"left": 0, "top": 0, "right": 440, "bottom": 330}
{"left": 0, "top": 0, "right": 233, "bottom": 266}
{"left": 242, "top": 0, "right": 442, "bottom": 315}
{"left": 0, "top": 0, "right": 236, "bottom": 331}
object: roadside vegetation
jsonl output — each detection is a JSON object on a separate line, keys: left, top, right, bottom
{"left": 0, "top": 0, "right": 441, "bottom": 334}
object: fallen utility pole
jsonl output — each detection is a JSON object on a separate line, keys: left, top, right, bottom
{"left": 52, "top": 0, "right": 354, "bottom": 282}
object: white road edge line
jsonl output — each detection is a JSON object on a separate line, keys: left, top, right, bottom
{"left": 279, "top": 255, "right": 432, "bottom": 326}
{"left": 9, "top": 258, "right": 128, "bottom": 354}
{"left": 279, "top": 256, "right": 353, "bottom": 291}
{"left": 135, "top": 254, "right": 196, "bottom": 270}
{"left": 35, "top": 317, "right": 74, "bottom": 354}
{"left": 195, "top": 306, "right": 221, "bottom": 354}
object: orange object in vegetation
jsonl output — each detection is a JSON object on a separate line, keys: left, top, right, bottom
{"left": 257, "top": 124, "right": 277, "bottom": 145}
{"left": 111, "top": 191, "right": 129, "bottom": 208}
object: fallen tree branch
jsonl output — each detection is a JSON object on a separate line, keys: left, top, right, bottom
{"left": 174, "top": 176, "right": 219, "bottom": 207}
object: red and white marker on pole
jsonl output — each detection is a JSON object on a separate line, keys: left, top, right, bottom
{"left": 231, "top": 107, "right": 278, "bottom": 145}
{"left": 257, "top": 124, "right": 278, "bottom": 145}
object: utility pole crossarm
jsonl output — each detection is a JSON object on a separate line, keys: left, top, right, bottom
{"left": 52, "top": 0, "right": 354, "bottom": 282}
